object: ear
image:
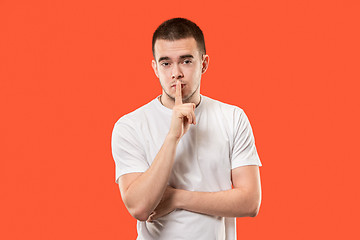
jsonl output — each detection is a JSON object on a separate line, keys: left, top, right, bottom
{"left": 152, "top": 59, "right": 159, "bottom": 78}
{"left": 201, "top": 55, "right": 209, "bottom": 74}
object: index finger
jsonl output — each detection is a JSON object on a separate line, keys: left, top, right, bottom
{"left": 175, "top": 80, "right": 182, "bottom": 105}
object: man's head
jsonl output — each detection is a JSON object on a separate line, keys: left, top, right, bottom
{"left": 152, "top": 18, "right": 209, "bottom": 108}
{"left": 152, "top": 18, "right": 206, "bottom": 58}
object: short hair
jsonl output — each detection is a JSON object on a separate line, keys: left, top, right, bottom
{"left": 152, "top": 18, "right": 206, "bottom": 58}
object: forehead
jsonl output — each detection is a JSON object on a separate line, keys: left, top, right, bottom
{"left": 154, "top": 38, "right": 200, "bottom": 60}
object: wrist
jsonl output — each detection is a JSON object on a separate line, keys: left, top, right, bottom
{"left": 166, "top": 133, "right": 180, "bottom": 144}
{"left": 174, "top": 189, "right": 189, "bottom": 209}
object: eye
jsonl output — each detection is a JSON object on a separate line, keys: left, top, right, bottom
{"left": 161, "top": 62, "right": 170, "bottom": 67}
{"left": 183, "top": 59, "right": 192, "bottom": 64}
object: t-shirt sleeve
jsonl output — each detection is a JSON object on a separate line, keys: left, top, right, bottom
{"left": 111, "top": 120, "right": 149, "bottom": 184}
{"left": 231, "top": 108, "right": 262, "bottom": 169}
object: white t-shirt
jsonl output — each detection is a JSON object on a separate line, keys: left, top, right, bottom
{"left": 111, "top": 95, "right": 262, "bottom": 240}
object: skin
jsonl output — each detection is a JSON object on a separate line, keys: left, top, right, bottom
{"left": 118, "top": 37, "right": 262, "bottom": 222}
{"left": 151, "top": 37, "right": 209, "bottom": 109}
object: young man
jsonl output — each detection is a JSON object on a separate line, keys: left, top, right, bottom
{"left": 111, "top": 18, "right": 262, "bottom": 240}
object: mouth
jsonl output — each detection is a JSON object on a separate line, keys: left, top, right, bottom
{"left": 171, "top": 84, "right": 186, "bottom": 89}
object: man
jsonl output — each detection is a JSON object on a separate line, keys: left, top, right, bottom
{"left": 111, "top": 18, "right": 262, "bottom": 240}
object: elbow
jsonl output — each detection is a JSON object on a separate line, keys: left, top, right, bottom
{"left": 128, "top": 206, "right": 151, "bottom": 221}
{"left": 248, "top": 188, "right": 261, "bottom": 217}
{"left": 122, "top": 194, "right": 151, "bottom": 221}
{"left": 234, "top": 200, "right": 260, "bottom": 218}
{"left": 249, "top": 205, "right": 260, "bottom": 217}
{"left": 249, "top": 197, "right": 261, "bottom": 217}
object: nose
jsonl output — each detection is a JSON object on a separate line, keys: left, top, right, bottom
{"left": 171, "top": 64, "right": 184, "bottom": 79}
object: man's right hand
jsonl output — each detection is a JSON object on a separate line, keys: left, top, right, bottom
{"left": 168, "top": 80, "right": 196, "bottom": 141}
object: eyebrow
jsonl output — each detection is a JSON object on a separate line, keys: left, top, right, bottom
{"left": 158, "top": 54, "right": 194, "bottom": 62}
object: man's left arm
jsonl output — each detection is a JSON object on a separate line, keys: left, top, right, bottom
{"left": 147, "top": 165, "right": 261, "bottom": 221}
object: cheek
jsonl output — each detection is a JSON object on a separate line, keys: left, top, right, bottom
{"left": 158, "top": 71, "right": 171, "bottom": 86}
{"left": 158, "top": 68, "right": 170, "bottom": 77}
{"left": 189, "top": 66, "right": 202, "bottom": 78}
{"left": 158, "top": 72, "right": 169, "bottom": 82}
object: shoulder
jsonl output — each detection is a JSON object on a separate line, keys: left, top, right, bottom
{"left": 114, "top": 98, "right": 158, "bottom": 127}
{"left": 202, "top": 95, "right": 245, "bottom": 117}
{"left": 112, "top": 98, "right": 160, "bottom": 137}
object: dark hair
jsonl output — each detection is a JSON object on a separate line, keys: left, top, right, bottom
{"left": 152, "top": 18, "right": 206, "bottom": 58}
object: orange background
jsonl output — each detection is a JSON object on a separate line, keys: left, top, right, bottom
{"left": 1, "top": 0, "right": 359, "bottom": 239}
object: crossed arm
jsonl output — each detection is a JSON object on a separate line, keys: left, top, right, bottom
{"left": 147, "top": 165, "right": 261, "bottom": 221}
{"left": 118, "top": 143, "right": 261, "bottom": 222}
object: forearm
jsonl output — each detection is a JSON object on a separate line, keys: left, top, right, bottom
{"left": 124, "top": 135, "right": 179, "bottom": 220}
{"left": 176, "top": 187, "right": 261, "bottom": 218}
{"left": 120, "top": 87, "right": 196, "bottom": 221}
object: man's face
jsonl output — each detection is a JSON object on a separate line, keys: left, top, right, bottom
{"left": 152, "top": 37, "right": 209, "bottom": 103}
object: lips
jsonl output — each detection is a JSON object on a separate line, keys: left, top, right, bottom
{"left": 171, "top": 84, "right": 185, "bottom": 89}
